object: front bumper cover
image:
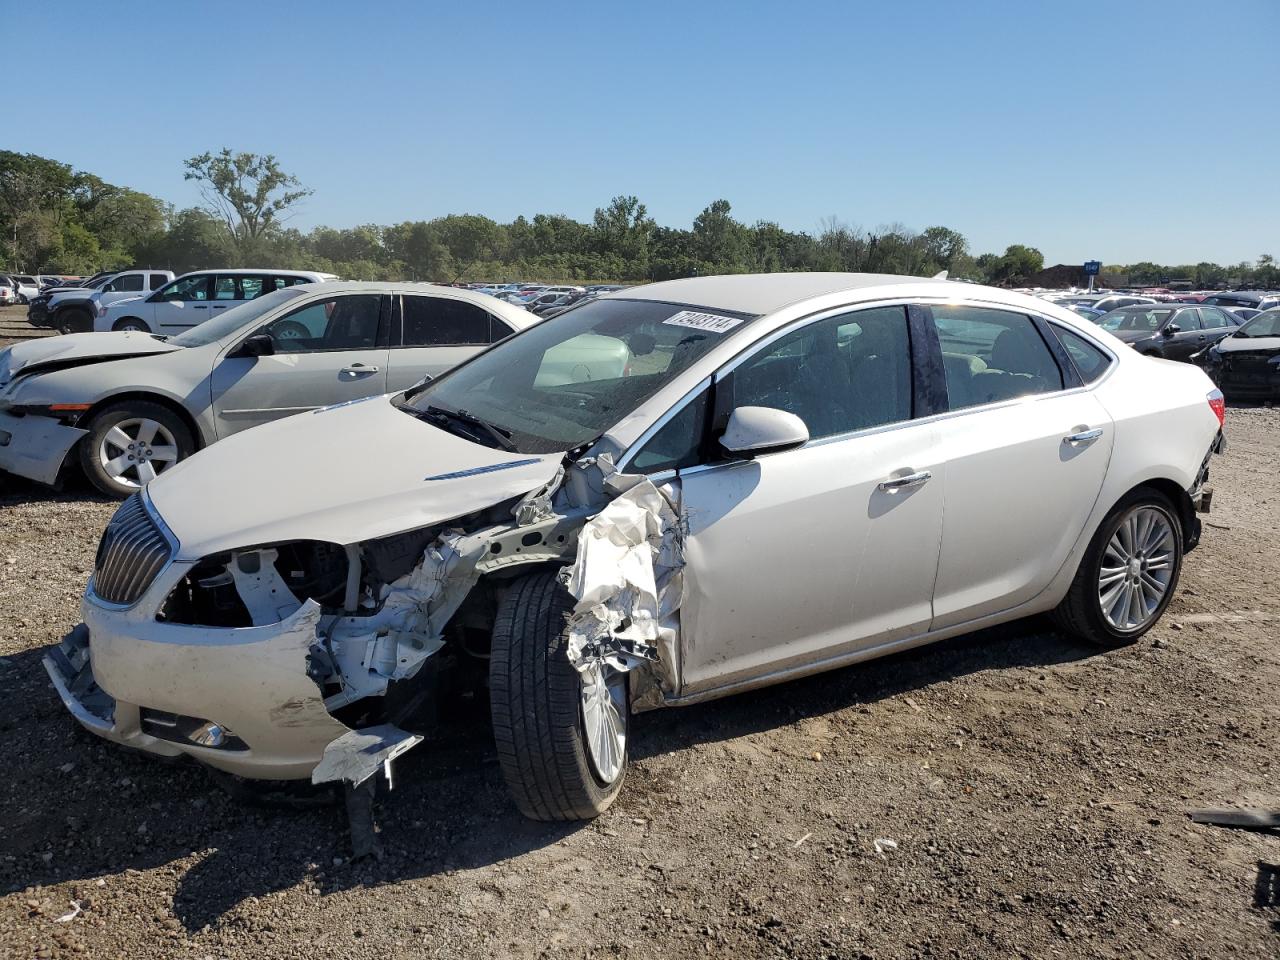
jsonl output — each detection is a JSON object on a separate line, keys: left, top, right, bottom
{"left": 45, "top": 571, "right": 351, "bottom": 780}
{"left": 0, "top": 410, "right": 86, "bottom": 485}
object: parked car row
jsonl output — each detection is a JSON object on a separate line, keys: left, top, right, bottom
{"left": 1056, "top": 298, "right": 1280, "bottom": 399}
{"left": 26, "top": 273, "right": 1224, "bottom": 824}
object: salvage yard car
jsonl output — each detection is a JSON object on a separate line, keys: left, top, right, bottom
{"left": 0, "top": 282, "right": 534, "bottom": 496}
{"left": 94, "top": 268, "right": 339, "bottom": 334}
{"left": 43, "top": 273, "right": 1225, "bottom": 825}
{"left": 1196, "top": 307, "right": 1280, "bottom": 400}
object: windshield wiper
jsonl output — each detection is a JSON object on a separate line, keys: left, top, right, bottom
{"left": 419, "top": 405, "right": 517, "bottom": 451}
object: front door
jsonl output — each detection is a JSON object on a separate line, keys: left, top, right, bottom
{"left": 926, "top": 303, "right": 1113, "bottom": 628}
{"left": 672, "top": 305, "right": 945, "bottom": 696}
{"left": 210, "top": 292, "right": 390, "bottom": 437}
{"left": 1164, "top": 307, "right": 1206, "bottom": 361}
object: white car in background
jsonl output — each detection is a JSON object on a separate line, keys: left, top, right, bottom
{"left": 95, "top": 269, "right": 339, "bottom": 334}
{"left": 11, "top": 275, "right": 41, "bottom": 303}
{"left": 42, "top": 273, "right": 1224, "bottom": 825}
{"left": 0, "top": 283, "right": 534, "bottom": 496}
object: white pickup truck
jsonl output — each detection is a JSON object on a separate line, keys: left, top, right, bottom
{"left": 47, "top": 270, "right": 175, "bottom": 334}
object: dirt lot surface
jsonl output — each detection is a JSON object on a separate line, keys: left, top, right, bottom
{"left": 0, "top": 310, "right": 1277, "bottom": 958}
{"left": 0, "top": 304, "right": 52, "bottom": 348}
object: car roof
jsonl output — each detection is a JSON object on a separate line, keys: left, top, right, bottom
{"left": 615, "top": 272, "right": 952, "bottom": 315}
{"left": 293, "top": 280, "right": 539, "bottom": 328}
{"left": 176, "top": 268, "right": 335, "bottom": 276}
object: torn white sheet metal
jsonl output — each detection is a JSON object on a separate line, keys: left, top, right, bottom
{"left": 514, "top": 464, "right": 565, "bottom": 525}
{"left": 323, "top": 537, "right": 481, "bottom": 708}
{"left": 562, "top": 478, "right": 684, "bottom": 690}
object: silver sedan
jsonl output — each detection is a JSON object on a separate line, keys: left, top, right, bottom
{"left": 0, "top": 282, "right": 535, "bottom": 497}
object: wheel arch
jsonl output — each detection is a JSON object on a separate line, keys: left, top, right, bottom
{"left": 1124, "top": 477, "right": 1199, "bottom": 552}
{"left": 110, "top": 315, "right": 151, "bottom": 333}
{"left": 80, "top": 391, "right": 209, "bottom": 452}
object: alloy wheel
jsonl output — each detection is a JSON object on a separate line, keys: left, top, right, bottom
{"left": 1097, "top": 505, "right": 1176, "bottom": 631}
{"left": 98, "top": 418, "right": 179, "bottom": 487}
{"left": 580, "top": 662, "right": 627, "bottom": 783}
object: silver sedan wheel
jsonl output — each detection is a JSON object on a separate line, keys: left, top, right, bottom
{"left": 1098, "top": 506, "right": 1176, "bottom": 632}
{"left": 98, "top": 418, "right": 180, "bottom": 488}
{"left": 580, "top": 662, "right": 627, "bottom": 783}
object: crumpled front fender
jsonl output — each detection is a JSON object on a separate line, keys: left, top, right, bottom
{"left": 0, "top": 411, "right": 85, "bottom": 485}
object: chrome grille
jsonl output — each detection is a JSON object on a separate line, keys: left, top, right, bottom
{"left": 93, "top": 494, "right": 172, "bottom": 604}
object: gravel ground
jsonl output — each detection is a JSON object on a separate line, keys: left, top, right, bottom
{"left": 0, "top": 307, "right": 1277, "bottom": 958}
{"left": 0, "top": 304, "right": 53, "bottom": 348}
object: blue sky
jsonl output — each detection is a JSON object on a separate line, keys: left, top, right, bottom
{"left": 8, "top": 0, "right": 1277, "bottom": 265}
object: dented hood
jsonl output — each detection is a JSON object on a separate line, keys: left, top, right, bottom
{"left": 1, "top": 331, "right": 182, "bottom": 382}
{"left": 147, "top": 394, "right": 563, "bottom": 559}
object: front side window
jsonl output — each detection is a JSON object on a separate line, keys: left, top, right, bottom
{"left": 1172, "top": 308, "right": 1202, "bottom": 330}
{"left": 729, "top": 305, "right": 912, "bottom": 440}
{"left": 405, "top": 298, "right": 760, "bottom": 453}
{"left": 261, "top": 294, "right": 383, "bottom": 353}
{"left": 933, "top": 305, "right": 1064, "bottom": 410}
{"left": 401, "top": 296, "right": 491, "bottom": 346}
{"left": 158, "top": 275, "right": 213, "bottom": 301}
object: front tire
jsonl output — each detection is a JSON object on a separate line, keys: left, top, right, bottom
{"left": 1052, "top": 489, "right": 1183, "bottom": 647}
{"left": 111, "top": 317, "right": 150, "bottom": 333}
{"left": 78, "top": 401, "right": 195, "bottom": 498}
{"left": 489, "top": 571, "right": 629, "bottom": 820}
{"left": 55, "top": 307, "right": 92, "bottom": 336}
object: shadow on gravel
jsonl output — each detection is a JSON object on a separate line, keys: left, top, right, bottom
{"left": 6, "top": 615, "right": 1095, "bottom": 931}
{"left": 0, "top": 469, "right": 107, "bottom": 506}
{"left": 628, "top": 617, "right": 1093, "bottom": 762}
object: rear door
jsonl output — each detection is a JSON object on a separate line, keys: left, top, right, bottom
{"left": 209, "top": 292, "right": 390, "bottom": 437}
{"left": 927, "top": 303, "right": 1114, "bottom": 629}
{"left": 1198, "top": 306, "right": 1237, "bottom": 346}
{"left": 153, "top": 274, "right": 215, "bottom": 334}
{"left": 385, "top": 293, "right": 503, "bottom": 391}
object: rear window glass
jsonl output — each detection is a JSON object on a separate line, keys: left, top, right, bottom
{"left": 1053, "top": 326, "right": 1112, "bottom": 383}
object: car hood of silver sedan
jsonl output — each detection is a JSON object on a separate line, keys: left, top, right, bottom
{"left": 146, "top": 394, "right": 564, "bottom": 560}
{"left": 1, "top": 332, "right": 182, "bottom": 383}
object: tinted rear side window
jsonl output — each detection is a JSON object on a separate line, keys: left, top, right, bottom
{"left": 1052, "top": 326, "right": 1113, "bottom": 383}
{"left": 148, "top": 274, "right": 168, "bottom": 290}
{"left": 932, "top": 306, "right": 1064, "bottom": 410}
{"left": 401, "top": 296, "right": 491, "bottom": 346}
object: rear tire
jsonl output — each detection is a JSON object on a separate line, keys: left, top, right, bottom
{"left": 78, "top": 400, "right": 195, "bottom": 498}
{"left": 1052, "top": 488, "right": 1183, "bottom": 648}
{"left": 489, "top": 571, "right": 629, "bottom": 820}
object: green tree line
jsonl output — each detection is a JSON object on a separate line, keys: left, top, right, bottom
{"left": 2, "top": 149, "right": 1274, "bottom": 289}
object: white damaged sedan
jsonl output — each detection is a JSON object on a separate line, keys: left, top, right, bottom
{"left": 45, "top": 273, "right": 1225, "bottom": 822}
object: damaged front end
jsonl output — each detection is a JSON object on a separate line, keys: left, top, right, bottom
{"left": 44, "top": 454, "right": 688, "bottom": 794}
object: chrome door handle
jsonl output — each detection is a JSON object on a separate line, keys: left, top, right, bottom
{"left": 341, "top": 364, "right": 379, "bottom": 376}
{"left": 878, "top": 470, "right": 931, "bottom": 492}
{"left": 1064, "top": 428, "right": 1103, "bottom": 444}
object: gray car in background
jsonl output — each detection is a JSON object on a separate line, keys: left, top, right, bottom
{"left": 0, "top": 282, "right": 535, "bottom": 496}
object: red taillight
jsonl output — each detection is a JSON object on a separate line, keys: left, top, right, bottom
{"left": 1207, "top": 389, "right": 1225, "bottom": 427}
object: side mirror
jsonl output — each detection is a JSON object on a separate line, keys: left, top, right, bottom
{"left": 1163, "top": 324, "right": 1180, "bottom": 336}
{"left": 719, "top": 406, "right": 809, "bottom": 458}
{"left": 232, "top": 334, "right": 274, "bottom": 359}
